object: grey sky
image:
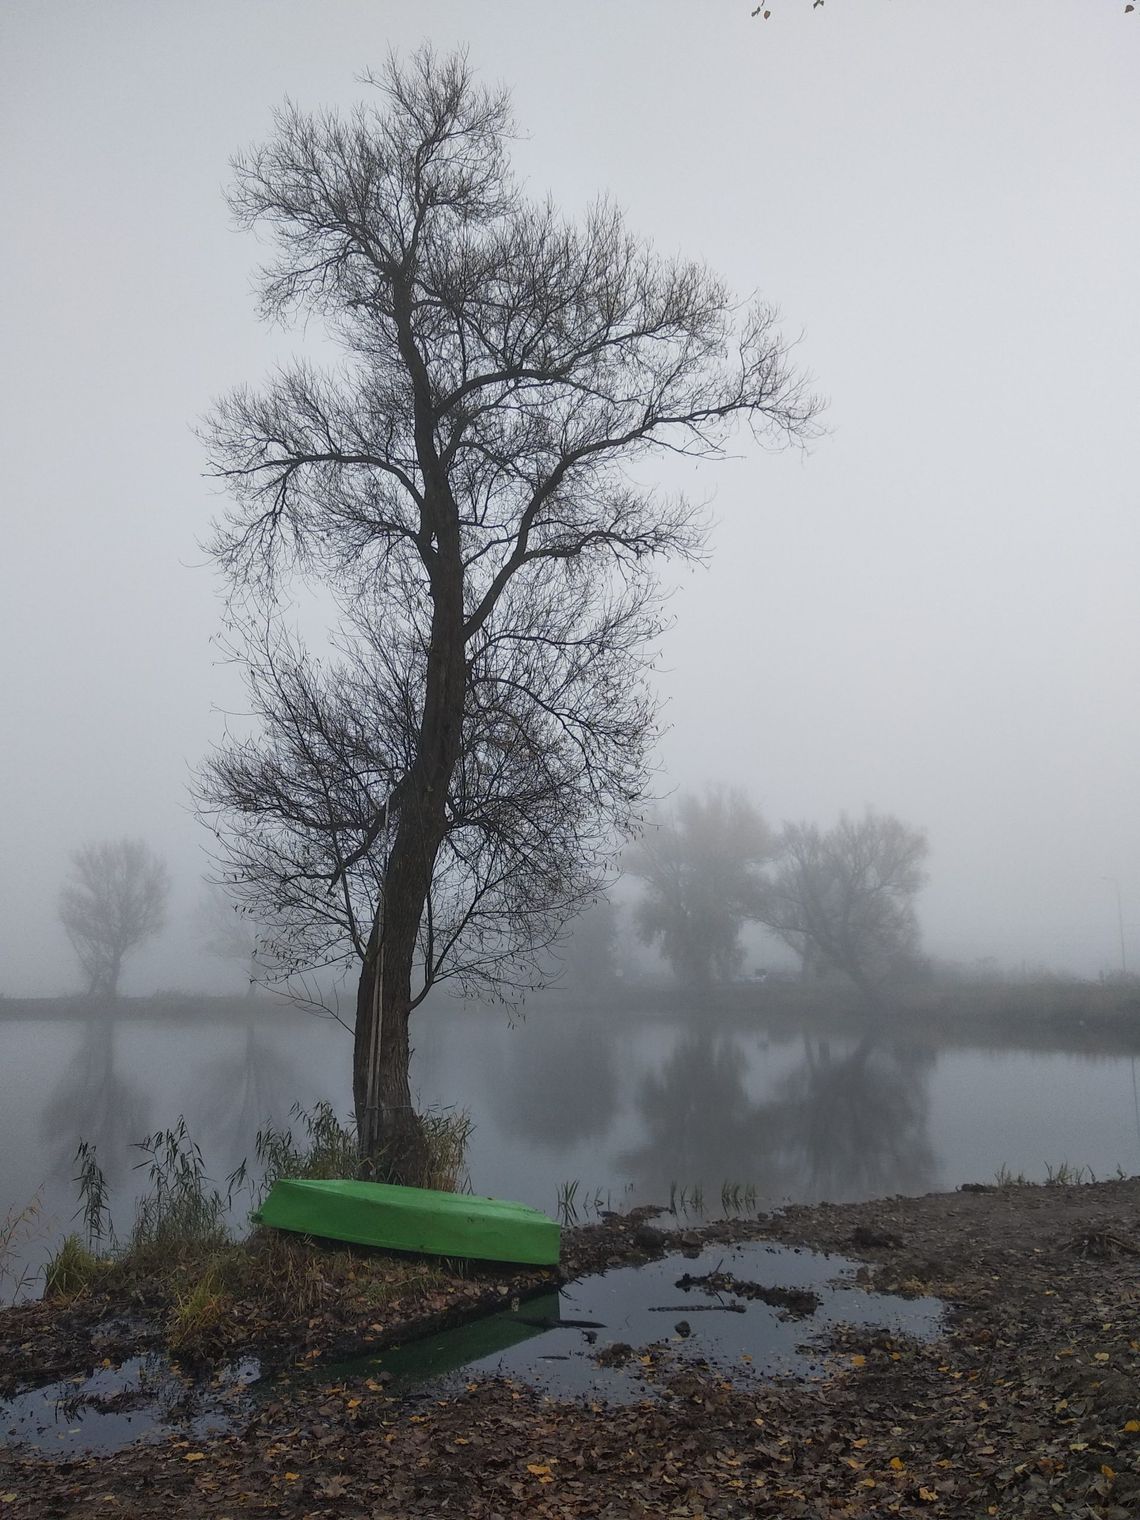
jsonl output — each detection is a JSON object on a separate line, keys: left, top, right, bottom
{"left": 1, "top": 0, "right": 1137, "bottom": 993}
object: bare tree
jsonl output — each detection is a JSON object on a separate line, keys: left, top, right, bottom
{"left": 758, "top": 810, "right": 928, "bottom": 1004}
{"left": 628, "top": 788, "right": 775, "bottom": 989}
{"left": 59, "top": 839, "right": 169, "bottom": 998}
{"left": 198, "top": 49, "right": 819, "bottom": 1179}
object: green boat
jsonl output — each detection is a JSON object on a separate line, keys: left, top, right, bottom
{"left": 252, "top": 1178, "right": 561, "bottom": 1266}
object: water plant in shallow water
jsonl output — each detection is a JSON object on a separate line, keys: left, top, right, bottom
{"left": 1, "top": 1192, "right": 44, "bottom": 1300}
{"left": 992, "top": 1159, "right": 1101, "bottom": 1188}
{"left": 74, "top": 1139, "right": 113, "bottom": 1248}
{"left": 556, "top": 1179, "right": 580, "bottom": 1226}
{"left": 556, "top": 1182, "right": 614, "bottom": 1226}
{"left": 668, "top": 1182, "right": 706, "bottom": 1218}
{"left": 719, "top": 1180, "right": 759, "bottom": 1216}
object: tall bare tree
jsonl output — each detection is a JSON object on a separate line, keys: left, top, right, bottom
{"left": 628, "top": 788, "right": 775, "bottom": 989}
{"left": 59, "top": 839, "right": 169, "bottom": 998}
{"left": 758, "top": 810, "right": 928, "bottom": 1004}
{"left": 198, "top": 49, "right": 819, "bottom": 1179}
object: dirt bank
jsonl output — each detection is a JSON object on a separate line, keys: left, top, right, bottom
{"left": 3, "top": 1180, "right": 1140, "bottom": 1517}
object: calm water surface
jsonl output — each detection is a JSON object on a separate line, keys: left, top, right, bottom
{"left": 3, "top": 999, "right": 1139, "bottom": 1288}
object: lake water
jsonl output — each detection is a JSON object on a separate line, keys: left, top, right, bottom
{"left": 3, "top": 997, "right": 1140, "bottom": 1290}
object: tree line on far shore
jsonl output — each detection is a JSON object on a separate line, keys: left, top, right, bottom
{"left": 54, "top": 789, "right": 927, "bottom": 1010}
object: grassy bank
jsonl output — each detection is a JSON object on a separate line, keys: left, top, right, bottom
{"left": 3, "top": 1103, "right": 475, "bottom": 1372}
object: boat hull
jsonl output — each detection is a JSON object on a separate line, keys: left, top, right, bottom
{"left": 253, "top": 1178, "right": 561, "bottom": 1266}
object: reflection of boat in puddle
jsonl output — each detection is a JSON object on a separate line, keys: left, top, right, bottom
{"left": 2, "top": 1240, "right": 944, "bottom": 1455}
{"left": 321, "top": 1290, "right": 565, "bottom": 1389}
{"left": 326, "top": 1239, "right": 943, "bottom": 1405}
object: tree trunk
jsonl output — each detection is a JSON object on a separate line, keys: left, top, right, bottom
{"left": 351, "top": 522, "right": 465, "bottom": 1185}
{"left": 353, "top": 911, "right": 429, "bottom": 1184}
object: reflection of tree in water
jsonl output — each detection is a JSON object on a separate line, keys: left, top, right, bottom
{"left": 197, "top": 1017, "right": 313, "bottom": 1163}
{"left": 622, "top": 1034, "right": 774, "bottom": 1196}
{"left": 623, "top": 1029, "right": 937, "bottom": 1206}
{"left": 40, "top": 1015, "right": 152, "bottom": 1184}
{"left": 497, "top": 1013, "right": 620, "bottom": 1152}
{"left": 767, "top": 1035, "right": 937, "bottom": 1202}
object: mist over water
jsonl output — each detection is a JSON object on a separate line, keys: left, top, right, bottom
{"left": 5, "top": 993, "right": 1140, "bottom": 1293}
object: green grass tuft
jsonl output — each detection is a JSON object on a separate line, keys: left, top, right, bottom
{"left": 43, "top": 1233, "right": 106, "bottom": 1299}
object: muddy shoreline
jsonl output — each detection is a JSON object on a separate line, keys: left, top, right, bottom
{"left": 4, "top": 1179, "right": 1140, "bottom": 1516}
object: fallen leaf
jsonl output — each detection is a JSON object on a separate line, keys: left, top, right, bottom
{"left": 889, "top": 1456, "right": 906, "bottom": 1471}
{"left": 183, "top": 1453, "right": 206, "bottom": 1463}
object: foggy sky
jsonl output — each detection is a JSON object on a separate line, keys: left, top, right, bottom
{"left": 2, "top": 0, "right": 1137, "bottom": 995}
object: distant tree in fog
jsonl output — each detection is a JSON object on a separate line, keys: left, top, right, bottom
{"left": 555, "top": 896, "right": 622, "bottom": 994}
{"left": 758, "top": 810, "right": 927, "bottom": 1004}
{"left": 58, "top": 839, "right": 169, "bottom": 998}
{"left": 628, "top": 789, "right": 775, "bottom": 989}
{"left": 196, "top": 50, "right": 818, "bottom": 1180}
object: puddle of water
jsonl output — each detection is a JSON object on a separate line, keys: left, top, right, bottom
{"left": 4, "top": 1240, "right": 942, "bottom": 1453}
{"left": 321, "top": 1240, "right": 943, "bottom": 1403}
{"left": 0, "top": 1354, "right": 259, "bottom": 1456}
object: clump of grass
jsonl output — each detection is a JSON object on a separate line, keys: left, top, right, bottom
{"left": 993, "top": 1163, "right": 1029, "bottom": 1187}
{"left": 416, "top": 1107, "right": 473, "bottom": 1193}
{"left": 255, "top": 1101, "right": 360, "bottom": 1197}
{"left": 257, "top": 1099, "right": 472, "bottom": 1196}
{"left": 43, "top": 1233, "right": 106, "bottom": 1299}
{"left": 128, "top": 1117, "right": 237, "bottom": 1264}
{"left": 168, "top": 1263, "right": 232, "bottom": 1352}
{"left": 1044, "top": 1161, "right": 1093, "bottom": 1186}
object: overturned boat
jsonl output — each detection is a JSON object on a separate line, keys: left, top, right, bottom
{"left": 253, "top": 1178, "right": 561, "bottom": 1266}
